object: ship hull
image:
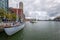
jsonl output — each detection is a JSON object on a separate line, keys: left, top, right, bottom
{"left": 4, "top": 23, "right": 25, "bottom": 36}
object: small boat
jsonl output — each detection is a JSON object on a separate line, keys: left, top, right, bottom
{"left": 4, "top": 23, "right": 25, "bottom": 36}
{"left": 30, "top": 21, "right": 36, "bottom": 23}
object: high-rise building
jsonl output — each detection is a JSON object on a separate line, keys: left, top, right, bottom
{"left": 0, "top": 0, "right": 8, "bottom": 10}
{"left": 9, "top": 2, "right": 25, "bottom": 22}
{"left": 19, "top": 2, "right": 25, "bottom": 22}
{"left": 19, "top": 2, "right": 23, "bottom": 9}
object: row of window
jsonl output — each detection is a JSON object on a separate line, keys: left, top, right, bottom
{"left": 0, "top": 0, "right": 8, "bottom": 10}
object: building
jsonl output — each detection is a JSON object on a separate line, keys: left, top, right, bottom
{"left": 19, "top": 2, "right": 23, "bottom": 10}
{"left": 9, "top": 2, "right": 23, "bottom": 16}
{"left": 19, "top": 2, "right": 25, "bottom": 22}
{"left": 9, "top": 2, "right": 25, "bottom": 22}
{"left": 0, "top": 0, "right": 9, "bottom": 10}
{"left": 53, "top": 16, "right": 60, "bottom": 21}
{"left": 19, "top": 2, "right": 23, "bottom": 17}
{"left": 9, "top": 8, "right": 23, "bottom": 16}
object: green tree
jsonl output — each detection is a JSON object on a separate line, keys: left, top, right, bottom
{"left": 0, "top": 8, "right": 19, "bottom": 22}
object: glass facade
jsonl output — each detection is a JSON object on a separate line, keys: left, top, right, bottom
{"left": 0, "top": 0, "right": 8, "bottom": 11}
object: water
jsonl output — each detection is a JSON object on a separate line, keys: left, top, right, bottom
{"left": 0, "top": 21, "right": 60, "bottom": 40}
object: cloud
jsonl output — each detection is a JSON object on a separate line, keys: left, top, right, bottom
{"left": 9, "top": 0, "right": 23, "bottom": 8}
{"left": 9, "top": 0, "right": 60, "bottom": 20}
{"left": 9, "top": 0, "right": 17, "bottom": 8}
{"left": 26, "top": 11, "right": 50, "bottom": 20}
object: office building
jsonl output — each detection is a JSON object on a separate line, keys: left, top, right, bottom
{"left": 0, "top": 0, "right": 8, "bottom": 10}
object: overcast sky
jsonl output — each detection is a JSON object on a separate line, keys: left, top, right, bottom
{"left": 9, "top": 0, "right": 60, "bottom": 20}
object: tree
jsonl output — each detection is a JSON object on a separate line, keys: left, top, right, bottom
{"left": 0, "top": 8, "right": 20, "bottom": 22}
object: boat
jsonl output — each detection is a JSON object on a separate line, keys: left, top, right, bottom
{"left": 30, "top": 21, "right": 36, "bottom": 23}
{"left": 4, "top": 23, "right": 25, "bottom": 36}
{"left": 3, "top": 3, "right": 25, "bottom": 35}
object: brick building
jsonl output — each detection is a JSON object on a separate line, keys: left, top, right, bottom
{"left": 9, "top": 8, "right": 23, "bottom": 16}
{"left": 9, "top": 2, "right": 25, "bottom": 22}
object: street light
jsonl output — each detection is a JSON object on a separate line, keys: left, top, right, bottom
{"left": 16, "top": 3, "right": 19, "bottom": 22}
{"left": 15, "top": 0, "right": 19, "bottom": 22}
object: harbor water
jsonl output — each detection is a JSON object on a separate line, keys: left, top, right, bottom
{"left": 0, "top": 21, "right": 60, "bottom": 40}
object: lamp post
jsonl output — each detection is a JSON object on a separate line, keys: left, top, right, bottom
{"left": 16, "top": 2, "right": 19, "bottom": 22}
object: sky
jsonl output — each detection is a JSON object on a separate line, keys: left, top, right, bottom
{"left": 9, "top": 0, "right": 60, "bottom": 20}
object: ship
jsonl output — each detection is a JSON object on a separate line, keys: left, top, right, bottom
{"left": 4, "top": 22, "right": 25, "bottom": 35}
